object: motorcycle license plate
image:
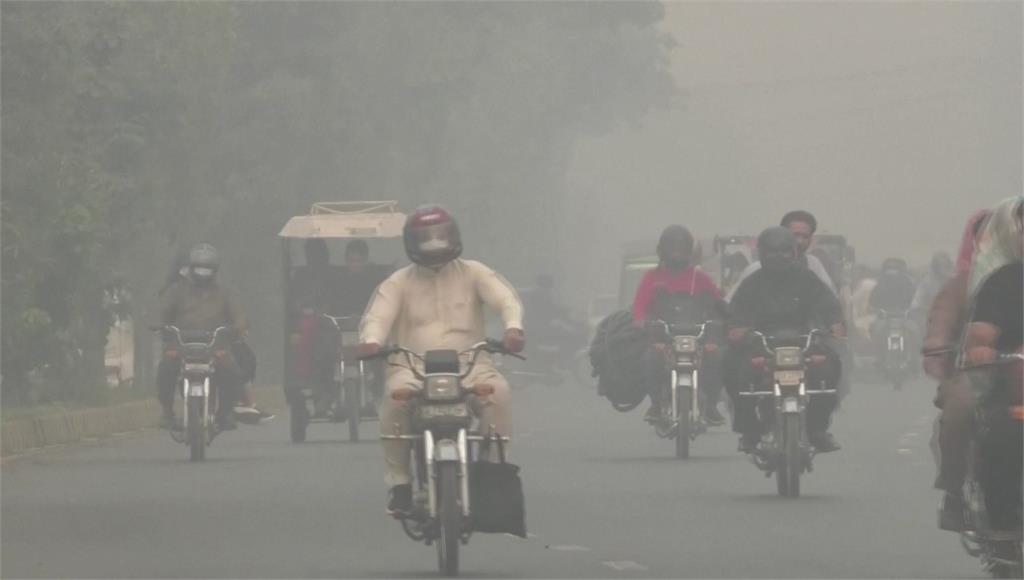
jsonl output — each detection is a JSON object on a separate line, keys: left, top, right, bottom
{"left": 190, "top": 384, "right": 205, "bottom": 397}
{"left": 775, "top": 370, "right": 804, "bottom": 386}
{"left": 783, "top": 397, "right": 800, "bottom": 413}
{"left": 677, "top": 373, "right": 693, "bottom": 387}
{"left": 419, "top": 404, "right": 469, "bottom": 421}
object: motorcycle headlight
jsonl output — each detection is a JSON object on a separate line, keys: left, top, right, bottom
{"left": 774, "top": 347, "right": 803, "bottom": 368}
{"left": 673, "top": 336, "right": 698, "bottom": 353}
{"left": 425, "top": 375, "right": 460, "bottom": 401}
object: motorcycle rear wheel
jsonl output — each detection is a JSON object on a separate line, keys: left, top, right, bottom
{"left": 290, "top": 402, "right": 308, "bottom": 443}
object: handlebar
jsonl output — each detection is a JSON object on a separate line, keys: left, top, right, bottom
{"left": 359, "top": 339, "right": 525, "bottom": 381}
{"left": 962, "top": 351, "right": 1024, "bottom": 371}
{"left": 646, "top": 319, "right": 717, "bottom": 340}
{"left": 748, "top": 328, "right": 830, "bottom": 353}
{"left": 154, "top": 325, "right": 233, "bottom": 348}
{"left": 318, "top": 313, "right": 360, "bottom": 332}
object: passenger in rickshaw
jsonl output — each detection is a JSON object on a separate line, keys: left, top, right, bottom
{"left": 290, "top": 239, "right": 344, "bottom": 415}
{"left": 335, "top": 239, "right": 392, "bottom": 405}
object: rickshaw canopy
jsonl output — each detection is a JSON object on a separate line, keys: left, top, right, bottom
{"left": 278, "top": 201, "right": 406, "bottom": 240}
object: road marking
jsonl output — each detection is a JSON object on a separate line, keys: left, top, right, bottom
{"left": 897, "top": 448, "right": 913, "bottom": 455}
{"left": 546, "top": 544, "right": 591, "bottom": 552}
{"left": 603, "top": 560, "right": 648, "bottom": 572}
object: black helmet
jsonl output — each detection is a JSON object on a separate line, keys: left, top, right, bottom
{"left": 404, "top": 205, "right": 463, "bottom": 267}
{"left": 657, "top": 225, "right": 694, "bottom": 271}
{"left": 188, "top": 242, "right": 220, "bottom": 283}
{"left": 757, "top": 227, "right": 799, "bottom": 271}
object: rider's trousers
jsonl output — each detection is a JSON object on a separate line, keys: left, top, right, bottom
{"left": 379, "top": 364, "right": 512, "bottom": 487}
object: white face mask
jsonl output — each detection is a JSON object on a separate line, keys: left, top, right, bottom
{"left": 192, "top": 267, "right": 215, "bottom": 278}
{"left": 419, "top": 239, "right": 450, "bottom": 252}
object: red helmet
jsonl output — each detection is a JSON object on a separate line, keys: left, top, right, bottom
{"left": 404, "top": 205, "right": 463, "bottom": 267}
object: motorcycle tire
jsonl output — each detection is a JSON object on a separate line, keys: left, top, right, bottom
{"left": 437, "top": 462, "right": 461, "bottom": 577}
{"left": 346, "top": 379, "right": 361, "bottom": 442}
{"left": 675, "top": 389, "right": 691, "bottom": 459}
{"left": 187, "top": 396, "right": 206, "bottom": 462}
{"left": 290, "top": 402, "right": 308, "bottom": 443}
{"left": 777, "top": 413, "right": 801, "bottom": 497}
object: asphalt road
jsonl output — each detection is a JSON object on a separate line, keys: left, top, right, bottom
{"left": 2, "top": 375, "right": 985, "bottom": 579}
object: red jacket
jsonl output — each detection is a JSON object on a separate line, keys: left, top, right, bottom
{"left": 632, "top": 266, "right": 722, "bottom": 321}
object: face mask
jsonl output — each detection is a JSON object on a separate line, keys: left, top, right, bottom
{"left": 419, "top": 239, "right": 450, "bottom": 252}
{"left": 192, "top": 267, "right": 215, "bottom": 284}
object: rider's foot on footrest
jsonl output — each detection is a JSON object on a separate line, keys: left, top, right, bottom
{"left": 938, "top": 492, "right": 966, "bottom": 532}
{"left": 809, "top": 431, "right": 840, "bottom": 453}
{"left": 703, "top": 406, "right": 726, "bottom": 426}
{"left": 738, "top": 434, "right": 759, "bottom": 453}
{"left": 387, "top": 484, "right": 413, "bottom": 516}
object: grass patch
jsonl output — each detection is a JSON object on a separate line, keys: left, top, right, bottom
{"left": 1, "top": 387, "right": 151, "bottom": 422}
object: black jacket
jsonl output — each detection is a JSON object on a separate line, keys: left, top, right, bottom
{"left": 729, "top": 267, "right": 844, "bottom": 335}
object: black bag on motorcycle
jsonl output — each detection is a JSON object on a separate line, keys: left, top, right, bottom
{"left": 469, "top": 436, "right": 526, "bottom": 538}
{"left": 589, "top": 310, "right": 658, "bottom": 412}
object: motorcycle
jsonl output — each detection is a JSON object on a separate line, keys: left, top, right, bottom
{"left": 738, "top": 329, "right": 838, "bottom": 497}
{"left": 878, "top": 309, "right": 912, "bottom": 389}
{"left": 159, "top": 325, "right": 233, "bottom": 462}
{"left": 290, "top": 314, "right": 378, "bottom": 443}
{"left": 647, "top": 320, "right": 717, "bottom": 459}
{"left": 362, "top": 340, "right": 524, "bottom": 577}
{"left": 960, "top": 351, "right": 1023, "bottom": 578}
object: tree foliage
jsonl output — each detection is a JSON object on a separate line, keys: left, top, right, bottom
{"left": 1, "top": 2, "right": 673, "bottom": 403}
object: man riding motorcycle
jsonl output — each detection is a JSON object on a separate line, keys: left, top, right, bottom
{"left": 358, "top": 205, "right": 525, "bottom": 515}
{"left": 632, "top": 225, "right": 727, "bottom": 425}
{"left": 724, "top": 227, "right": 846, "bottom": 454}
{"left": 931, "top": 198, "right": 1022, "bottom": 531}
{"left": 158, "top": 243, "right": 250, "bottom": 430}
{"left": 869, "top": 258, "right": 917, "bottom": 367}
{"left": 726, "top": 210, "right": 836, "bottom": 301}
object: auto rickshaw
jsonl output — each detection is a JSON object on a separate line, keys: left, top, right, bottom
{"left": 712, "top": 234, "right": 757, "bottom": 296}
{"left": 809, "top": 233, "right": 855, "bottom": 291}
{"left": 617, "top": 241, "right": 658, "bottom": 309}
{"left": 279, "top": 201, "right": 406, "bottom": 442}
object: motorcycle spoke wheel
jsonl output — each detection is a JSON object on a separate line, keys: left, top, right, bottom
{"left": 436, "top": 463, "right": 461, "bottom": 577}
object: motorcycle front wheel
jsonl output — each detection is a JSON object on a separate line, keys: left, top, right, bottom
{"left": 436, "top": 462, "right": 461, "bottom": 577}
{"left": 187, "top": 396, "right": 206, "bottom": 462}
{"left": 345, "top": 379, "right": 361, "bottom": 442}
{"left": 777, "top": 413, "right": 801, "bottom": 497}
{"left": 675, "top": 388, "right": 691, "bottom": 459}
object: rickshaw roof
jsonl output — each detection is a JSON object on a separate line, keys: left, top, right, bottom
{"left": 278, "top": 201, "right": 407, "bottom": 239}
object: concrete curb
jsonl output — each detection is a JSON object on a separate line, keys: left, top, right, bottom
{"left": 1, "top": 386, "right": 287, "bottom": 458}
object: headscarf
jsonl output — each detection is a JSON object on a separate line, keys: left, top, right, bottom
{"left": 956, "top": 210, "right": 991, "bottom": 274}
{"left": 968, "top": 196, "right": 1023, "bottom": 296}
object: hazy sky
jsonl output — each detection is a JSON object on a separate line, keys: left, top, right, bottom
{"left": 567, "top": 1, "right": 1022, "bottom": 284}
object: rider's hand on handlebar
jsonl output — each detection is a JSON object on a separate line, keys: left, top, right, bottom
{"left": 503, "top": 329, "right": 525, "bottom": 354}
{"left": 358, "top": 342, "right": 382, "bottom": 359}
{"left": 965, "top": 346, "right": 997, "bottom": 367}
